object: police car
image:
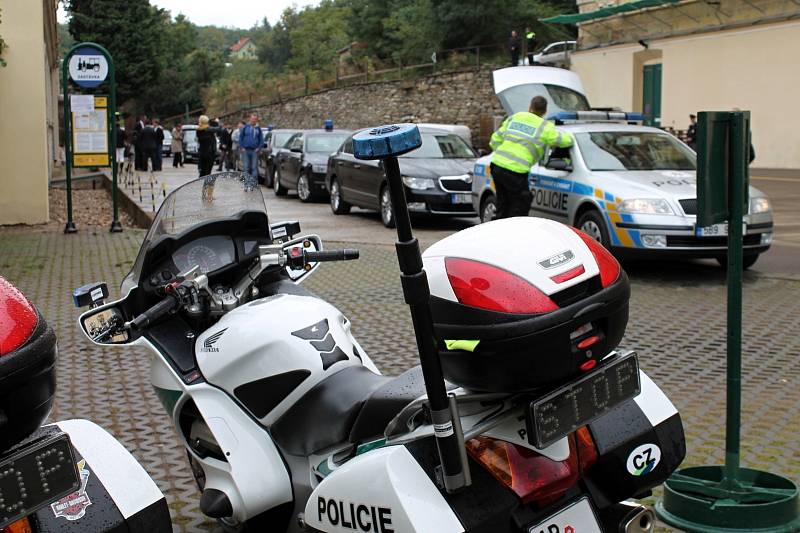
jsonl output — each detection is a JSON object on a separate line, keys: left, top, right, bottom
{"left": 473, "top": 68, "right": 773, "bottom": 268}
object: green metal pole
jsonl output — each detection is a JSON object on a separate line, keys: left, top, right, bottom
{"left": 62, "top": 51, "right": 76, "bottom": 233}
{"left": 723, "top": 111, "right": 747, "bottom": 490}
{"left": 107, "top": 46, "right": 122, "bottom": 232}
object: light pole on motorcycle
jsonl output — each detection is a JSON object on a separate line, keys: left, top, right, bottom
{"left": 353, "top": 125, "right": 469, "bottom": 493}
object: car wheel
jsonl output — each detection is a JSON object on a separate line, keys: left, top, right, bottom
{"left": 576, "top": 209, "right": 611, "bottom": 250}
{"left": 297, "top": 173, "right": 312, "bottom": 202}
{"left": 274, "top": 168, "right": 287, "bottom": 197}
{"left": 716, "top": 253, "right": 760, "bottom": 270}
{"left": 330, "top": 177, "right": 351, "bottom": 215}
{"left": 379, "top": 184, "right": 395, "bottom": 228}
{"left": 480, "top": 194, "right": 497, "bottom": 223}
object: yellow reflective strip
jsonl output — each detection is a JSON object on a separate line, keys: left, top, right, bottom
{"left": 606, "top": 201, "right": 617, "bottom": 212}
{"left": 445, "top": 340, "right": 481, "bottom": 352}
{"left": 594, "top": 189, "right": 604, "bottom": 199}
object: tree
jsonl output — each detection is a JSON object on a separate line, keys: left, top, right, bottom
{"left": 383, "top": 0, "right": 440, "bottom": 63}
{"left": 287, "top": 1, "right": 352, "bottom": 72}
{"left": 66, "top": 0, "right": 168, "bottom": 104}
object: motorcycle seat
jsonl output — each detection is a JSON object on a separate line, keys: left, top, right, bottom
{"left": 270, "top": 365, "right": 432, "bottom": 456}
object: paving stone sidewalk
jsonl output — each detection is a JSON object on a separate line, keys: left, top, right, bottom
{"left": 0, "top": 225, "right": 797, "bottom": 531}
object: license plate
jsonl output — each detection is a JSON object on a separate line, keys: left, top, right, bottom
{"left": 528, "top": 497, "right": 602, "bottom": 533}
{"left": 451, "top": 193, "right": 472, "bottom": 204}
{"left": 695, "top": 222, "right": 746, "bottom": 237}
{"left": 527, "top": 352, "right": 640, "bottom": 448}
{"left": 0, "top": 433, "right": 80, "bottom": 529}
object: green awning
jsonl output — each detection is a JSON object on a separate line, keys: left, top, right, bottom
{"left": 542, "top": 0, "right": 679, "bottom": 24}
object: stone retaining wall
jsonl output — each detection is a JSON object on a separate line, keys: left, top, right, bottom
{"left": 221, "top": 66, "right": 506, "bottom": 148}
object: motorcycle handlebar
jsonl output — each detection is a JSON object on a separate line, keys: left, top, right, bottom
{"left": 127, "top": 294, "right": 180, "bottom": 330}
{"left": 304, "top": 249, "right": 360, "bottom": 262}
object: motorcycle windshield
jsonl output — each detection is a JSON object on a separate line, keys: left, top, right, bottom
{"left": 122, "top": 172, "right": 268, "bottom": 292}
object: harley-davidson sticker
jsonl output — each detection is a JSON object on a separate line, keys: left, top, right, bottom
{"left": 51, "top": 459, "right": 92, "bottom": 520}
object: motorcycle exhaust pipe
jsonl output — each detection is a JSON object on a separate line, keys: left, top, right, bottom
{"left": 597, "top": 501, "right": 655, "bottom": 533}
{"left": 621, "top": 503, "right": 655, "bottom": 533}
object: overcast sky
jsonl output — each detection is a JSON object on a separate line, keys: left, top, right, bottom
{"left": 57, "top": 0, "right": 321, "bottom": 28}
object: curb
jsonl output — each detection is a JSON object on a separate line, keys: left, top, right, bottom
{"left": 99, "top": 170, "right": 153, "bottom": 229}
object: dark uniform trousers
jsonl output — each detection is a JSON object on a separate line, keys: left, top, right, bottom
{"left": 490, "top": 163, "right": 532, "bottom": 219}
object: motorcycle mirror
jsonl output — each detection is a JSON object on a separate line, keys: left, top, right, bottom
{"left": 80, "top": 305, "right": 129, "bottom": 345}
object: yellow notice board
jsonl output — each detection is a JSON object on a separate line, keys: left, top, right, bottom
{"left": 72, "top": 95, "right": 110, "bottom": 167}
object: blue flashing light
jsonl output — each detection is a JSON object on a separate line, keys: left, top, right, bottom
{"left": 324, "top": 119, "right": 334, "bottom": 131}
{"left": 548, "top": 111, "right": 578, "bottom": 121}
{"left": 624, "top": 112, "right": 645, "bottom": 121}
{"left": 352, "top": 123, "right": 422, "bottom": 160}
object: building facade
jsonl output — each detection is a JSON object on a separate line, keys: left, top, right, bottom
{"left": 229, "top": 37, "right": 257, "bottom": 61}
{"left": 0, "top": 0, "right": 59, "bottom": 225}
{"left": 546, "top": 0, "right": 800, "bottom": 170}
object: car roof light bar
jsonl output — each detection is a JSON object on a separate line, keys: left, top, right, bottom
{"left": 548, "top": 111, "right": 645, "bottom": 124}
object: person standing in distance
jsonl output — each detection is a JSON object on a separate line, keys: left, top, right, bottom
{"left": 525, "top": 27, "right": 537, "bottom": 65}
{"left": 239, "top": 113, "right": 264, "bottom": 186}
{"left": 489, "top": 95, "right": 574, "bottom": 219}
{"left": 508, "top": 30, "right": 521, "bottom": 66}
{"left": 686, "top": 114, "right": 697, "bottom": 151}
{"left": 197, "top": 115, "right": 221, "bottom": 178}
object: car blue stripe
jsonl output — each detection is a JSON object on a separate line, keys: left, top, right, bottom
{"left": 573, "top": 182, "right": 594, "bottom": 196}
{"left": 605, "top": 192, "right": 615, "bottom": 202}
{"left": 621, "top": 213, "right": 634, "bottom": 222}
{"left": 629, "top": 229, "right": 643, "bottom": 247}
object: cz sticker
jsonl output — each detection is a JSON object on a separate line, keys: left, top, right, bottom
{"left": 626, "top": 443, "right": 661, "bottom": 476}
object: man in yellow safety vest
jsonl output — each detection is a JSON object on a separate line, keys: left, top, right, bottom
{"left": 489, "top": 95, "right": 574, "bottom": 219}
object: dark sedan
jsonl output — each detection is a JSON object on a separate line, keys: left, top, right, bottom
{"left": 258, "top": 129, "right": 298, "bottom": 188}
{"left": 275, "top": 129, "right": 352, "bottom": 201}
{"left": 326, "top": 126, "right": 478, "bottom": 227}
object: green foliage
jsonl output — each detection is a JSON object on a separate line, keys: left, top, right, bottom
{"left": 58, "top": 23, "right": 75, "bottom": 58}
{"left": 62, "top": 0, "right": 577, "bottom": 117}
{"left": 0, "top": 8, "right": 7, "bottom": 68}
{"left": 286, "top": 0, "right": 352, "bottom": 71}
{"left": 383, "top": 0, "right": 441, "bottom": 63}
{"left": 66, "top": 0, "right": 167, "bottom": 103}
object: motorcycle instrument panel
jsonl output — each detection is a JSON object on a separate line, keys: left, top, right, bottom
{"left": 171, "top": 235, "right": 236, "bottom": 274}
{"left": 527, "top": 352, "right": 640, "bottom": 448}
{"left": 0, "top": 432, "right": 80, "bottom": 528}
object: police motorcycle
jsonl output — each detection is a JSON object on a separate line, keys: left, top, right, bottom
{"left": 75, "top": 125, "right": 686, "bottom": 533}
{"left": 0, "top": 277, "right": 171, "bottom": 533}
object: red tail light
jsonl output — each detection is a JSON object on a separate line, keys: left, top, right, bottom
{"left": 0, "top": 277, "right": 38, "bottom": 356}
{"left": 466, "top": 429, "right": 598, "bottom": 507}
{"left": 2, "top": 517, "right": 33, "bottom": 533}
{"left": 445, "top": 257, "right": 557, "bottom": 314}
{"left": 570, "top": 229, "right": 621, "bottom": 287}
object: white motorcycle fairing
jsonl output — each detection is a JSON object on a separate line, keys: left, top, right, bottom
{"left": 304, "top": 446, "right": 464, "bottom": 533}
{"left": 195, "top": 293, "right": 379, "bottom": 426}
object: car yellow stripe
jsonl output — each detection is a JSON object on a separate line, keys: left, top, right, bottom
{"left": 607, "top": 212, "right": 634, "bottom": 247}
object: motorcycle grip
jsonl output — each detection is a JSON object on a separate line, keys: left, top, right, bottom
{"left": 305, "top": 249, "right": 360, "bottom": 262}
{"left": 129, "top": 294, "right": 179, "bottom": 330}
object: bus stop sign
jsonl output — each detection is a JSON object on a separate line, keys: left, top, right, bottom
{"left": 68, "top": 46, "right": 109, "bottom": 88}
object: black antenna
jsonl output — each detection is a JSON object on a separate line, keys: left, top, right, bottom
{"left": 352, "top": 124, "right": 466, "bottom": 492}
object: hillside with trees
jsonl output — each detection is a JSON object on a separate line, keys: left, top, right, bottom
{"left": 64, "top": 0, "right": 575, "bottom": 120}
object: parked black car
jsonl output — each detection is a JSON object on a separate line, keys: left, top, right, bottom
{"left": 258, "top": 129, "right": 299, "bottom": 188}
{"left": 275, "top": 129, "right": 352, "bottom": 201}
{"left": 326, "top": 126, "right": 478, "bottom": 227}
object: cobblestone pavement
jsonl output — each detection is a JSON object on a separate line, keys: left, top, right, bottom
{"left": 0, "top": 224, "right": 797, "bottom": 532}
